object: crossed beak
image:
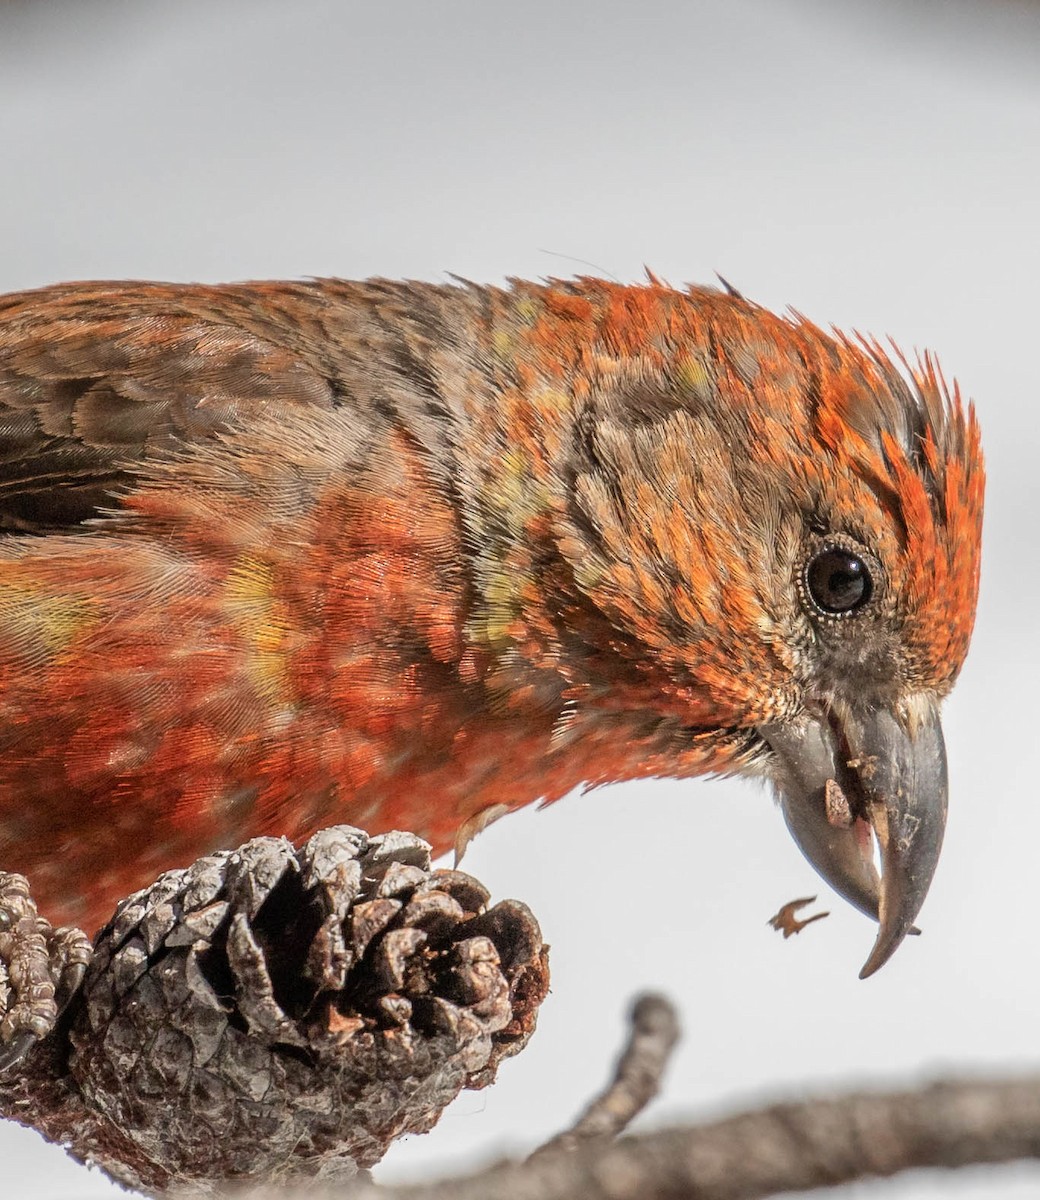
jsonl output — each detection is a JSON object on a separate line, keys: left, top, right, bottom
{"left": 760, "top": 695, "right": 947, "bottom": 978}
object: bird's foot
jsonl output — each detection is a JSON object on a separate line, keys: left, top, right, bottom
{"left": 0, "top": 873, "right": 92, "bottom": 1073}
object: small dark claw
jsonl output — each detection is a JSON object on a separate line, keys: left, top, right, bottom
{"left": 0, "top": 1028, "right": 41, "bottom": 1074}
{"left": 50, "top": 926, "right": 93, "bottom": 1013}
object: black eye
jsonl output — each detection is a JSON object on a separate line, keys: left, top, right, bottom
{"left": 805, "top": 547, "right": 873, "bottom": 615}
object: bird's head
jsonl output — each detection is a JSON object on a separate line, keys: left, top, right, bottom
{"left": 546, "top": 283, "right": 984, "bottom": 975}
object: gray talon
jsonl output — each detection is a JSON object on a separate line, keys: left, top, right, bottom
{"left": 0, "top": 874, "right": 92, "bottom": 1072}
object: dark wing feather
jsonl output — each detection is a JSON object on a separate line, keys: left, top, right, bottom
{"left": 0, "top": 281, "right": 340, "bottom": 531}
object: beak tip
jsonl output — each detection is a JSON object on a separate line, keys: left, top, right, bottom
{"left": 858, "top": 955, "right": 882, "bottom": 981}
{"left": 858, "top": 917, "right": 919, "bottom": 979}
{"left": 858, "top": 946, "right": 888, "bottom": 980}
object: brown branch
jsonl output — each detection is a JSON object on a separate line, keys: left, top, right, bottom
{"left": 250, "top": 1074, "right": 1040, "bottom": 1200}
{"left": 529, "top": 992, "right": 680, "bottom": 1159}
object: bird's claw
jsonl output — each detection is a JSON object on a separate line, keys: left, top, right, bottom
{"left": 0, "top": 872, "right": 92, "bottom": 1073}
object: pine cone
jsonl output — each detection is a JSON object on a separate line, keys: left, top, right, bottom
{"left": 68, "top": 826, "right": 549, "bottom": 1190}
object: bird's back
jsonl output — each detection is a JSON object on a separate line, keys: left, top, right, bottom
{"left": 0, "top": 277, "right": 482, "bottom": 532}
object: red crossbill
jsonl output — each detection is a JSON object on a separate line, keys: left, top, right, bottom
{"left": 0, "top": 276, "right": 983, "bottom": 979}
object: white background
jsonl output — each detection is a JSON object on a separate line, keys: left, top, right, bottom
{"left": 0, "top": 2, "right": 1038, "bottom": 1197}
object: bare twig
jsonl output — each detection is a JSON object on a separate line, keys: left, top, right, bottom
{"left": 529, "top": 992, "right": 680, "bottom": 1159}
{"left": 322, "top": 1074, "right": 1040, "bottom": 1200}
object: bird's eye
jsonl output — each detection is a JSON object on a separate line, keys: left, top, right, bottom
{"left": 805, "top": 547, "right": 873, "bottom": 615}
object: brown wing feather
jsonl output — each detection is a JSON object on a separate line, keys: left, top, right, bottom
{"left": 0, "top": 280, "right": 341, "bottom": 530}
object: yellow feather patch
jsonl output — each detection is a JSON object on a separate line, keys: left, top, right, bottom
{"left": 224, "top": 555, "right": 294, "bottom": 705}
{"left": 0, "top": 580, "right": 98, "bottom": 666}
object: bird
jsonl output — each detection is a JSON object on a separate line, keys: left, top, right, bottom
{"left": 0, "top": 275, "right": 983, "bottom": 980}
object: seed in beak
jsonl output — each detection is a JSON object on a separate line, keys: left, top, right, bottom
{"left": 824, "top": 778, "right": 854, "bottom": 829}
